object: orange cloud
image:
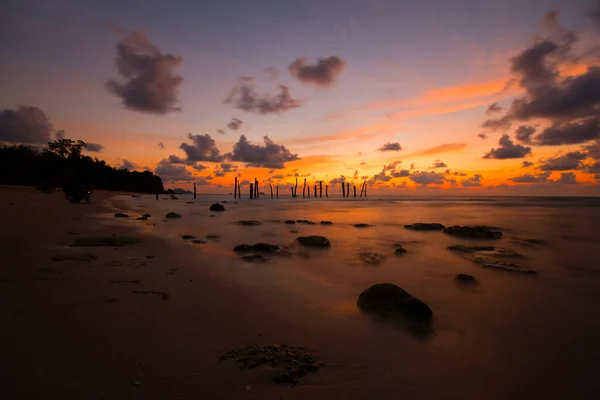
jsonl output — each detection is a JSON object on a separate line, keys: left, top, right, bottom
{"left": 287, "top": 122, "right": 401, "bottom": 145}
{"left": 405, "top": 143, "right": 468, "bottom": 158}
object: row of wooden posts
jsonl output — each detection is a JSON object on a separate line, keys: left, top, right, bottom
{"left": 232, "top": 177, "right": 367, "bottom": 199}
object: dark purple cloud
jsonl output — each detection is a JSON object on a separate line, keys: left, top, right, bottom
{"left": 378, "top": 142, "right": 402, "bottom": 152}
{"left": 558, "top": 172, "right": 577, "bottom": 184}
{"left": 539, "top": 151, "right": 586, "bottom": 171}
{"left": 225, "top": 78, "right": 301, "bottom": 115}
{"left": 430, "top": 160, "right": 447, "bottom": 169}
{"left": 226, "top": 135, "right": 299, "bottom": 168}
{"left": 585, "top": 140, "right": 600, "bottom": 159}
{"left": 486, "top": 102, "right": 503, "bottom": 114}
{"left": 535, "top": 118, "right": 600, "bottom": 145}
{"left": 155, "top": 159, "right": 194, "bottom": 182}
{"left": 227, "top": 118, "right": 243, "bottom": 130}
{"left": 217, "top": 129, "right": 225, "bottom": 135}
{"left": 192, "top": 164, "right": 208, "bottom": 171}
{"left": 510, "top": 171, "right": 551, "bottom": 183}
{"left": 179, "top": 134, "right": 223, "bottom": 162}
{"left": 480, "top": 12, "right": 600, "bottom": 146}
{"left": 118, "top": 159, "right": 138, "bottom": 170}
{"left": 483, "top": 135, "right": 532, "bottom": 159}
{"left": 106, "top": 30, "right": 183, "bottom": 114}
{"left": 0, "top": 106, "right": 53, "bottom": 144}
{"left": 288, "top": 56, "right": 346, "bottom": 87}
{"left": 478, "top": 133, "right": 488, "bottom": 139}
{"left": 167, "top": 154, "right": 196, "bottom": 165}
{"left": 409, "top": 171, "right": 445, "bottom": 185}
{"left": 85, "top": 142, "right": 104, "bottom": 152}
{"left": 462, "top": 174, "right": 482, "bottom": 187}
{"left": 515, "top": 125, "right": 536, "bottom": 144}
{"left": 158, "top": 142, "right": 165, "bottom": 149}
{"left": 522, "top": 161, "right": 534, "bottom": 167}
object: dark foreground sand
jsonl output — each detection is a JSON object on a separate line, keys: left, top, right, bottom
{"left": 2, "top": 186, "right": 600, "bottom": 399}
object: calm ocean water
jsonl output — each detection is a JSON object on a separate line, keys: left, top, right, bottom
{"left": 106, "top": 193, "right": 600, "bottom": 397}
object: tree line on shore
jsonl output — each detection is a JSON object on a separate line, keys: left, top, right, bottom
{"left": 0, "top": 139, "right": 164, "bottom": 196}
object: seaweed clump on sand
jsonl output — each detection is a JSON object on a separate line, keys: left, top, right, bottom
{"left": 70, "top": 237, "right": 139, "bottom": 247}
{"left": 165, "top": 212, "right": 181, "bottom": 219}
{"left": 219, "top": 344, "right": 324, "bottom": 385}
{"left": 357, "top": 283, "right": 432, "bottom": 322}
{"left": 359, "top": 252, "right": 386, "bottom": 265}
{"left": 233, "top": 243, "right": 280, "bottom": 253}
{"left": 444, "top": 225, "right": 502, "bottom": 239}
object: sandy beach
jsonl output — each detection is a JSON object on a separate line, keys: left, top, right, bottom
{"left": 2, "top": 186, "right": 600, "bottom": 399}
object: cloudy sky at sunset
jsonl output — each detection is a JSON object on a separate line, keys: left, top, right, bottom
{"left": 2, "top": 0, "right": 600, "bottom": 195}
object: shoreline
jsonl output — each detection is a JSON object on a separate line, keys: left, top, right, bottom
{"left": 3, "top": 186, "right": 600, "bottom": 399}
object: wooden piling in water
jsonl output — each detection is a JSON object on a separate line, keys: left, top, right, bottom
{"left": 250, "top": 183, "right": 254, "bottom": 199}
{"left": 319, "top": 181, "right": 323, "bottom": 198}
{"left": 269, "top": 183, "right": 273, "bottom": 198}
{"left": 193, "top": 182, "right": 197, "bottom": 199}
{"left": 353, "top": 185, "right": 357, "bottom": 197}
{"left": 342, "top": 182, "right": 345, "bottom": 197}
{"left": 254, "top": 179, "right": 259, "bottom": 198}
{"left": 346, "top": 183, "right": 350, "bottom": 198}
{"left": 302, "top": 178, "right": 306, "bottom": 198}
{"left": 314, "top": 185, "right": 317, "bottom": 197}
{"left": 234, "top": 177, "right": 237, "bottom": 198}
{"left": 326, "top": 185, "right": 328, "bottom": 197}
{"left": 295, "top": 178, "right": 298, "bottom": 198}
{"left": 364, "top": 180, "right": 367, "bottom": 197}
{"left": 276, "top": 186, "right": 279, "bottom": 198}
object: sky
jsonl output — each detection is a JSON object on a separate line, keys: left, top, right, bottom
{"left": 1, "top": 0, "right": 600, "bottom": 195}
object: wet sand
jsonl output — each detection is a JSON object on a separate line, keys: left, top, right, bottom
{"left": 2, "top": 186, "right": 600, "bottom": 399}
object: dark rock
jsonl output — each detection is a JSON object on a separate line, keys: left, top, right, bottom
{"left": 182, "top": 235, "right": 195, "bottom": 240}
{"left": 448, "top": 244, "right": 521, "bottom": 257}
{"left": 233, "top": 244, "right": 254, "bottom": 253}
{"left": 186, "top": 201, "right": 193, "bottom": 204}
{"left": 320, "top": 221, "right": 333, "bottom": 225}
{"left": 165, "top": 212, "right": 181, "bottom": 219}
{"left": 404, "top": 223, "right": 445, "bottom": 231}
{"left": 468, "top": 256, "right": 537, "bottom": 274}
{"left": 114, "top": 212, "right": 129, "bottom": 218}
{"left": 237, "top": 220, "right": 261, "bottom": 226}
{"left": 252, "top": 243, "right": 280, "bottom": 252}
{"left": 444, "top": 225, "right": 502, "bottom": 239}
{"left": 209, "top": 203, "right": 226, "bottom": 212}
{"left": 359, "top": 252, "right": 385, "bottom": 264}
{"left": 70, "top": 237, "right": 139, "bottom": 247}
{"left": 296, "top": 236, "right": 331, "bottom": 248}
{"left": 220, "top": 344, "right": 324, "bottom": 386}
{"left": 233, "top": 243, "right": 280, "bottom": 253}
{"left": 353, "top": 223, "right": 371, "bottom": 228}
{"left": 191, "top": 239, "right": 207, "bottom": 244}
{"left": 296, "top": 220, "right": 316, "bottom": 225}
{"left": 143, "top": 214, "right": 151, "bottom": 218}
{"left": 456, "top": 273, "right": 476, "bottom": 282}
{"left": 358, "top": 283, "right": 432, "bottom": 321}
{"left": 509, "top": 237, "right": 548, "bottom": 246}
{"left": 241, "top": 254, "right": 269, "bottom": 263}
{"left": 206, "top": 235, "right": 220, "bottom": 240}
{"left": 394, "top": 247, "right": 407, "bottom": 255}
{"left": 170, "top": 195, "right": 179, "bottom": 200}
{"left": 284, "top": 220, "right": 296, "bottom": 224}
{"left": 136, "top": 216, "right": 148, "bottom": 221}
